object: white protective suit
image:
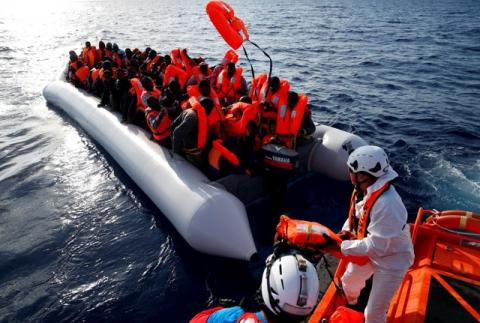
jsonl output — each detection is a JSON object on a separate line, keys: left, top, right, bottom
{"left": 340, "top": 167, "right": 414, "bottom": 323}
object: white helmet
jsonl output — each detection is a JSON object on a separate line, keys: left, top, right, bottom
{"left": 347, "top": 145, "right": 390, "bottom": 178}
{"left": 261, "top": 254, "right": 320, "bottom": 318}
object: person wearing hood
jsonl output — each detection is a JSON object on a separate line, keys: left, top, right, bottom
{"left": 338, "top": 145, "right": 414, "bottom": 323}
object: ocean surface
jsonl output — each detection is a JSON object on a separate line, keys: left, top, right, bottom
{"left": 1, "top": 0, "right": 479, "bottom": 321}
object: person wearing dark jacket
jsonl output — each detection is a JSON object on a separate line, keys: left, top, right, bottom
{"left": 171, "top": 98, "right": 214, "bottom": 166}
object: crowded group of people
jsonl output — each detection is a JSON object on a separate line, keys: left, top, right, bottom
{"left": 67, "top": 41, "right": 316, "bottom": 179}
{"left": 68, "top": 41, "right": 413, "bottom": 323}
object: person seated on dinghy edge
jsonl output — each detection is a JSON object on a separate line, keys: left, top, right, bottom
{"left": 170, "top": 97, "right": 212, "bottom": 167}
{"left": 335, "top": 145, "right": 414, "bottom": 323}
{"left": 190, "top": 250, "right": 320, "bottom": 323}
{"left": 81, "top": 41, "right": 97, "bottom": 68}
{"left": 144, "top": 96, "right": 172, "bottom": 148}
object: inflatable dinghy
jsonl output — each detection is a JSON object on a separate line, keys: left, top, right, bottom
{"left": 43, "top": 74, "right": 367, "bottom": 260}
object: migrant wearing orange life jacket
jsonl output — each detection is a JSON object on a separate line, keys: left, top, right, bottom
{"left": 145, "top": 109, "right": 172, "bottom": 142}
{"left": 146, "top": 55, "right": 161, "bottom": 73}
{"left": 74, "top": 65, "right": 90, "bottom": 87}
{"left": 258, "top": 78, "right": 290, "bottom": 140}
{"left": 163, "top": 64, "right": 188, "bottom": 90}
{"left": 186, "top": 97, "right": 208, "bottom": 153}
{"left": 139, "top": 88, "right": 161, "bottom": 113}
{"left": 223, "top": 101, "right": 260, "bottom": 137}
{"left": 249, "top": 73, "right": 268, "bottom": 101}
{"left": 273, "top": 93, "right": 309, "bottom": 148}
{"left": 215, "top": 66, "right": 243, "bottom": 103}
{"left": 171, "top": 48, "right": 190, "bottom": 71}
{"left": 187, "top": 85, "right": 221, "bottom": 110}
{"left": 82, "top": 46, "right": 97, "bottom": 68}
{"left": 111, "top": 51, "right": 123, "bottom": 68}
{"left": 129, "top": 78, "right": 145, "bottom": 111}
{"left": 189, "top": 65, "right": 213, "bottom": 84}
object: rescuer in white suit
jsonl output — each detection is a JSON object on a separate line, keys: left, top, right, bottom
{"left": 339, "top": 145, "right": 414, "bottom": 323}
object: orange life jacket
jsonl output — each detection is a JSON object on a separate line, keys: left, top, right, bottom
{"left": 146, "top": 55, "right": 161, "bottom": 73}
{"left": 146, "top": 110, "right": 172, "bottom": 142}
{"left": 187, "top": 85, "right": 221, "bottom": 110}
{"left": 111, "top": 51, "right": 123, "bottom": 67}
{"left": 190, "top": 66, "right": 213, "bottom": 83}
{"left": 216, "top": 67, "right": 243, "bottom": 101}
{"left": 91, "top": 68, "right": 100, "bottom": 82}
{"left": 249, "top": 73, "right": 267, "bottom": 101}
{"left": 189, "top": 97, "right": 208, "bottom": 151}
{"left": 208, "top": 139, "right": 240, "bottom": 171}
{"left": 329, "top": 306, "right": 364, "bottom": 323}
{"left": 259, "top": 79, "right": 290, "bottom": 110}
{"left": 82, "top": 47, "right": 97, "bottom": 68}
{"left": 224, "top": 101, "right": 260, "bottom": 137}
{"left": 275, "top": 215, "right": 342, "bottom": 251}
{"left": 222, "top": 49, "right": 239, "bottom": 64}
{"left": 69, "top": 61, "right": 79, "bottom": 72}
{"left": 275, "top": 94, "right": 308, "bottom": 136}
{"left": 129, "top": 78, "right": 145, "bottom": 109}
{"left": 163, "top": 64, "right": 188, "bottom": 89}
{"left": 206, "top": 1, "right": 249, "bottom": 50}
{"left": 74, "top": 66, "right": 90, "bottom": 84}
{"left": 171, "top": 48, "right": 187, "bottom": 70}
{"left": 348, "top": 182, "right": 391, "bottom": 239}
{"left": 276, "top": 215, "right": 369, "bottom": 265}
{"left": 139, "top": 88, "right": 161, "bottom": 113}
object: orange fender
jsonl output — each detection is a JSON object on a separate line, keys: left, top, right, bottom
{"left": 206, "top": 1, "right": 249, "bottom": 49}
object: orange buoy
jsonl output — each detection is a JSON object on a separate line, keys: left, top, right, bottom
{"left": 206, "top": 1, "right": 249, "bottom": 50}
{"left": 426, "top": 214, "right": 480, "bottom": 234}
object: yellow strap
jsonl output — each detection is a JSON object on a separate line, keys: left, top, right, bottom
{"left": 466, "top": 211, "right": 473, "bottom": 218}
{"left": 304, "top": 224, "right": 312, "bottom": 248}
{"left": 459, "top": 216, "right": 468, "bottom": 230}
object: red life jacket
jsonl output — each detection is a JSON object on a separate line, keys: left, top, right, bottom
{"left": 82, "top": 47, "right": 97, "bottom": 68}
{"left": 111, "top": 52, "right": 123, "bottom": 67}
{"left": 348, "top": 182, "right": 391, "bottom": 239}
{"left": 146, "top": 55, "right": 161, "bottom": 73}
{"left": 129, "top": 78, "right": 145, "bottom": 109}
{"left": 139, "top": 88, "right": 161, "bottom": 113}
{"left": 190, "top": 66, "right": 213, "bottom": 83}
{"left": 146, "top": 110, "right": 171, "bottom": 142}
{"left": 69, "top": 61, "right": 79, "bottom": 72}
{"left": 188, "top": 97, "right": 208, "bottom": 151}
{"left": 74, "top": 66, "right": 90, "bottom": 84}
{"left": 90, "top": 68, "right": 100, "bottom": 82}
{"left": 259, "top": 79, "right": 290, "bottom": 110}
{"left": 208, "top": 139, "right": 240, "bottom": 171}
{"left": 224, "top": 101, "right": 260, "bottom": 137}
{"left": 249, "top": 73, "right": 267, "bottom": 101}
{"left": 163, "top": 64, "right": 188, "bottom": 89}
{"left": 187, "top": 85, "right": 221, "bottom": 110}
{"left": 216, "top": 67, "right": 243, "bottom": 101}
{"left": 275, "top": 94, "right": 308, "bottom": 136}
{"left": 222, "top": 49, "right": 239, "bottom": 64}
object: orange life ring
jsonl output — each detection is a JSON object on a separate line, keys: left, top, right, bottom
{"left": 206, "top": 1, "right": 249, "bottom": 50}
{"left": 426, "top": 213, "right": 480, "bottom": 234}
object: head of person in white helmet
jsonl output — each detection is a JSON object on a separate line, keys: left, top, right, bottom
{"left": 260, "top": 253, "right": 320, "bottom": 322}
{"left": 346, "top": 145, "right": 398, "bottom": 194}
{"left": 189, "top": 251, "right": 320, "bottom": 323}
